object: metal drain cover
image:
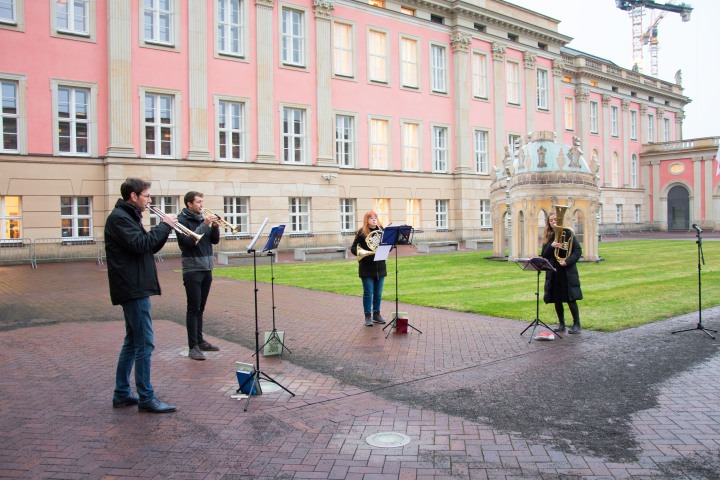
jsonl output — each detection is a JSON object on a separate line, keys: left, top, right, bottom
{"left": 365, "top": 432, "right": 411, "bottom": 448}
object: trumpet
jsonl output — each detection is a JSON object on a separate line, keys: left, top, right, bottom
{"left": 201, "top": 208, "right": 241, "bottom": 234}
{"left": 148, "top": 205, "right": 204, "bottom": 245}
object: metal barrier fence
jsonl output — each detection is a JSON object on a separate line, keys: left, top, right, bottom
{"left": 0, "top": 239, "right": 35, "bottom": 267}
{"left": 33, "top": 237, "right": 104, "bottom": 267}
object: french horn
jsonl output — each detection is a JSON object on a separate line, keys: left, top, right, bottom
{"left": 357, "top": 229, "right": 383, "bottom": 261}
{"left": 553, "top": 205, "right": 574, "bottom": 263}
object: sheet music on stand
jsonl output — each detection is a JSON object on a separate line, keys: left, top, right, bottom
{"left": 517, "top": 257, "right": 556, "bottom": 272}
{"left": 247, "top": 217, "right": 269, "bottom": 252}
{"left": 262, "top": 224, "right": 285, "bottom": 252}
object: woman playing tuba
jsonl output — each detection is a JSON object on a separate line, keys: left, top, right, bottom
{"left": 350, "top": 211, "right": 387, "bottom": 327}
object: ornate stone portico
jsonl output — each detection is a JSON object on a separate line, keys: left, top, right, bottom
{"left": 490, "top": 131, "right": 601, "bottom": 261}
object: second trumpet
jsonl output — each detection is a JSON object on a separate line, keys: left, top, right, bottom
{"left": 148, "top": 205, "right": 204, "bottom": 245}
{"left": 201, "top": 208, "right": 241, "bottom": 234}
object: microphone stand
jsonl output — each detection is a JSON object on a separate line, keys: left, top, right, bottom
{"left": 672, "top": 227, "right": 716, "bottom": 339}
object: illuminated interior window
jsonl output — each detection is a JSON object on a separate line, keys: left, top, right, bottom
{"left": 369, "top": 0, "right": 385, "bottom": 7}
{"left": 400, "top": 6, "right": 414, "bottom": 15}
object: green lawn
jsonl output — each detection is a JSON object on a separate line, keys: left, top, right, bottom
{"left": 213, "top": 240, "right": 720, "bottom": 332}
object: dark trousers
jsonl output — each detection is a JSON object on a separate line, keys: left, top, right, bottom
{"left": 183, "top": 270, "right": 212, "bottom": 349}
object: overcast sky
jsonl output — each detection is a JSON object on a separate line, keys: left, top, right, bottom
{"left": 508, "top": 0, "right": 717, "bottom": 140}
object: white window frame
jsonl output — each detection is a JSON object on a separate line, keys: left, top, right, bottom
{"left": 374, "top": 198, "right": 389, "bottom": 227}
{"left": 435, "top": 199, "right": 448, "bottom": 229}
{"left": 0, "top": 195, "right": 21, "bottom": 240}
{"left": 400, "top": 35, "right": 420, "bottom": 90}
{"left": 223, "top": 196, "right": 249, "bottom": 235}
{"left": 149, "top": 196, "right": 178, "bottom": 227}
{"left": 610, "top": 105, "right": 619, "bottom": 137}
{"left": 288, "top": 197, "right": 310, "bottom": 233}
{"left": 430, "top": 42, "right": 447, "bottom": 94}
{"left": 335, "top": 112, "right": 357, "bottom": 168}
{"left": 634, "top": 204, "right": 641, "bottom": 223}
{"left": 536, "top": 68, "right": 548, "bottom": 110}
{"left": 369, "top": 116, "right": 390, "bottom": 170}
{"left": 340, "top": 198, "right": 355, "bottom": 232}
{"left": 51, "top": 0, "right": 96, "bottom": 42}
{"left": 280, "top": 103, "right": 309, "bottom": 164}
{"left": 480, "top": 199, "right": 490, "bottom": 228}
{"left": 505, "top": 61, "right": 520, "bottom": 106}
{"left": 507, "top": 133, "right": 521, "bottom": 158}
{"left": 647, "top": 114, "right": 655, "bottom": 143}
{"left": 140, "top": 0, "right": 179, "bottom": 49}
{"left": 663, "top": 117, "right": 670, "bottom": 142}
{"left": 630, "top": 110, "right": 638, "bottom": 140}
{"left": 215, "top": 0, "right": 247, "bottom": 59}
{"left": 0, "top": 0, "right": 24, "bottom": 32}
{"left": 139, "top": 86, "right": 181, "bottom": 159}
{"left": 367, "top": 27, "right": 389, "bottom": 85}
{"left": 630, "top": 154, "right": 638, "bottom": 188}
{"left": 431, "top": 124, "right": 449, "bottom": 173}
{"left": 401, "top": 120, "right": 420, "bottom": 171}
{"left": 332, "top": 20, "right": 355, "bottom": 79}
{"left": 615, "top": 204, "right": 622, "bottom": 224}
{"left": 472, "top": 51, "right": 488, "bottom": 99}
{"left": 60, "top": 196, "right": 92, "bottom": 238}
{"left": 589, "top": 101, "right": 599, "bottom": 134}
{"left": 611, "top": 152, "right": 620, "bottom": 187}
{"left": 1, "top": 75, "right": 28, "bottom": 154}
{"left": 214, "top": 95, "right": 249, "bottom": 162}
{"left": 280, "top": 5, "right": 307, "bottom": 69}
{"left": 51, "top": 78, "right": 98, "bottom": 157}
{"left": 405, "top": 199, "right": 420, "bottom": 228}
{"left": 564, "top": 96, "right": 574, "bottom": 131}
{"left": 473, "top": 129, "right": 489, "bottom": 175}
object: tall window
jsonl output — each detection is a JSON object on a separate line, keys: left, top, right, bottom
{"left": 1, "top": 196, "right": 21, "bottom": 239}
{"left": 508, "top": 134, "right": 521, "bottom": 158}
{"left": 610, "top": 105, "right": 619, "bottom": 137}
{"left": 374, "top": 198, "right": 389, "bottom": 226}
{"left": 370, "top": 118, "right": 388, "bottom": 169}
{"left": 400, "top": 37, "right": 419, "bottom": 88}
{"left": 430, "top": 44, "right": 447, "bottom": 93}
{"left": 634, "top": 204, "right": 641, "bottom": 223}
{"left": 472, "top": 52, "right": 488, "bottom": 99}
{"left": 473, "top": 130, "right": 488, "bottom": 174}
{"left": 333, "top": 22, "right": 353, "bottom": 77}
{"left": 647, "top": 114, "right": 654, "bottom": 142}
{"left": 405, "top": 199, "right": 420, "bottom": 228}
{"left": 56, "top": 0, "right": 88, "bottom": 35}
{"left": 479, "top": 199, "right": 490, "bottom": 228}
{"left": 1, "top": 80, "right": 18, "bottom": 152}
{"left": 217, "top": 0, "right": 243, "bottom": 56}
{"left": 367, "top": 29, "right": 388, "bottom": 83}
{"left": 630, "top": 110, "right": 637, "bottom": 140}
{"left": 149, "top": 196, "right": 177, "bottom": 227}
{"left": 144, "top": 0, "right": 173, "bottom": 44}
{"left": 630, "top": 154, "right": 638, "bottom": 188}
{"left": 611, "top": 152, "right": 620, "bottom": 187}
{"left": 505, "top": 61, "right": 520, "bottom": 105}
{"left": 432, "top": 125, "right": 448, "bottom": 172}
{"left": 58, "top": 86, "right": 90, "bottom": 155}
{"left": 663, "top": 117, "right": 670, "bottom": 142}
{"left": 335, "top": 114, "right": 355, "bottom": 167}
{"left": 615, "top": 204, "right": 622, "bottom": 224}
{"left": 435, "top": 199, "right": 448, "bottom": 229}
{"left": 144, "top": 93, "right": 174, "bottom": 157}
{"left": 281, "top": 8, "right": 304, "bottom": 66}
{"left": 589, "top": 101, "right": 599, "bottom": 134}
{"left": 0, "top": 0, "right": 16, "bottom": 23}
{"left": 402, "top": 122, "right": 419, "bottom": 171}
{"left": 218, "top": 100, "right": 244, "bottom": 161}
{"left": 536, "top": 69, "right": 548, "bottom": 109}
{"left": 288, "top": 197, "right": 310, "bottom": 232}
{"left": 564, "top": 97, "right": 574, "bottom": 131}
{"left": 340, "top": 198, "right": 355, "bottom": 232}
{"left": 282, "top": 107, "right": 306, "bottom": 164}
{"left": 61, "top": 196, "right": 91, "bottom": 238}
{"left": 223, "top": 196, "right": 249, "bottom": 235}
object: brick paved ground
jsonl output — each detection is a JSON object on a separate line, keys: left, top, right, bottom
{"left": 1, "top": 243, "right": 719, "bottom": 479}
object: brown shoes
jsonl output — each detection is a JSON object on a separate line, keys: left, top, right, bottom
{"left": 198, "top": 341, "right": 220, "bottom": 351}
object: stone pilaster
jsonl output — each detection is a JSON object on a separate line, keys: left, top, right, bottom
{"left": 639, "top": 104, "right": 648, "bottom": 144}
{"left": 492, "top": 42, "right": 506, "bottom": 169}
{"left": 186, "top": 0, "right": 211, "bottom": 160}
{"left": 255, "top": 0, "right": 277, "bottom": 163}
{"left": 523, "top": 51, "right": 536, "bottom": 134}
{"left": 692, "top": 157, "right": 702, "bottom": 222}
{"left": 675, "top": 111, "right": 684, "bottom": 140}
{"left": 621, "top": 99, "right": 630, "bottom": 187}
{"left": 313, "top": 0, "right": 336, "bottom": 166}
{"left": 552, "top": 59, "right": 564, "bottom": 136}
{"left": 656, "top": 107, "right": 665, "bottom": 143}
{"left": 651, "top": 159, "right": 661, "bottom": 222}
{"left": 452, "top": 31, "right": 472, "bottom": 173}
{"left": 575, "top": 86, "right": 589, "bottom": 165}
{"left": 601, "top": 94, "right": 611, "bottom": 187}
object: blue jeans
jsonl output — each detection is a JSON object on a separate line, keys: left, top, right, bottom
{"left": 183, "top": 270, "right": 212, "bottom": 349}
{"left": 114, "top": 297, "right": 155, "bottom": 403}
{"left": 361, "top": 276, "right": 384, "bottom": 314}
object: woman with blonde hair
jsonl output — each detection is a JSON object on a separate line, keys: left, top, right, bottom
{"left": 350, "top": 211, "right": 387, "bottom": 326}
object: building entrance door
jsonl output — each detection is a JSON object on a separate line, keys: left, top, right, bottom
{"left": 667, "top": 185, "right": 689, "bottom": 230}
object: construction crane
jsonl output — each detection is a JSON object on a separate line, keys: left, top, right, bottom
{"left": 615, "top": 0, "right": 693, "bottom": 76}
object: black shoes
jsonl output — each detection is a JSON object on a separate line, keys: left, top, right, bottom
{"left": 372, "top": 312, "right": 386, "bottom": 324}
{"left": 112, "top": 392, "right": 139, "bottom": 408}
{"left": 138, "top": 398, "right": 177, "bottom": 413}
{"left": 553, "top": 324, "right": 566, "bottom": 333}
{"left": 568, "top": 322, "right": 581, "bottom": 334}
{"left": 198, "top": 341, "right": 220, "bottom": 351}
{"left": 364, "top": 313, "right": 373, "bottom": 326}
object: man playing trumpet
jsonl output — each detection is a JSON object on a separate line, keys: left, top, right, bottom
{"left": 177, "top": 191, "right": 221, "bottom": 360}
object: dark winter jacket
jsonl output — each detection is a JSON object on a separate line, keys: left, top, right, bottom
{"left": 104, "top": 199, "right": 172, "bottom": 306}
{"left": 177, "top": 208, "right": 220, "bottom": 272}
{"left": 541, "top": 235, "right": 583, "bottom": 304}
{"left": 350, "top": 227, "right": 387, "bottom": 279}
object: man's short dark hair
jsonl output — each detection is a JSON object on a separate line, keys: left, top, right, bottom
{"left": 184, "top": 191, "right": 203, "bottom": 208}
{"left": 120, "top": 178, "right": 152, "bottom": 201}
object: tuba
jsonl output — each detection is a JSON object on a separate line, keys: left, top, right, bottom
{"left": 357, "top": 229, "right": 383, "bottom": 261}
{"left": 553, "top": 205, "right": 574, "bottom": 263}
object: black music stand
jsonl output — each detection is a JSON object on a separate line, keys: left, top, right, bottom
{"left": 517, "top": 257, "right": 562, "bottom": 343}
{"left": 238, "top": 221, "right": 295, "bottom": 411}
{"left": 380, "top": 225, "right": 422, "bottom": 338}
{"left": 672, "top": 227, "right": 716, "bottom": 339}
{"left": 257, "top": 225, "right": 292, "bottom": 355}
